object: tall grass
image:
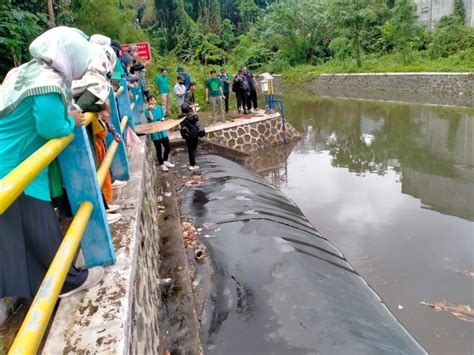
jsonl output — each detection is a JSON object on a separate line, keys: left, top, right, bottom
{"left": 280, "top": 49, "right": 474, "bottom": 84}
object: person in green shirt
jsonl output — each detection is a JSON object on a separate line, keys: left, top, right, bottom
{"left": 219, "top": 67, "right": 232, "bottom": 113}
{"left": 205, "top": 69, "right": 225, "bottom": 123}
{"left": 0, "top": 26, "right": 104, "bottom": 299}
{"left": 155, "top": 68, "right": 171, "bottom": 116}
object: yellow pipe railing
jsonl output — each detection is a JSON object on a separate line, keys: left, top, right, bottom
{"left": 0, "top": 114, "right": 94, "bottom": 215}
{"left": 96, "top": 116, "right": 128, "bottom": 188}
{"left": 0, "top": 135, "right": 74, "bottom": 214}
{"left": 5, "top": 93, "right": 131, "bottom": 353}
{"left": 8, "top": 202, "right": 94, "bottom": 355}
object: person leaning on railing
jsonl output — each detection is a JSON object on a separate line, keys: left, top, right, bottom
{"left": 72, "top": 39, "right": 123, "bottom": 225}
{"left": 0, "top": 27, "right": 104, "bottom": 300}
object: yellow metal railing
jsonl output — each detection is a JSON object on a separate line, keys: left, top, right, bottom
{"left": 0, "top": 114, "right": 94, "bottom": 215}
{"left": 5, "top": 86, "right": 132, "bottom": 353}
{"left": 97, "top": 116, "right": 128, "bottom": 187}
{"left": 8, "top": 202, "right": 94, "bottom": 355}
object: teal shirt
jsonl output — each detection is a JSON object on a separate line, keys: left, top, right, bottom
{"left": 145, "top": 106, "right": 168, "bottom": 140}
{"left": 111, "top": 60, "right": 125, "bottom": 80}
{"left": 155, "top": 74, "right": 170, "bottom": 94}
{"left": 205, "top": 77, "right": 222, "bottom": 97}
{"left": 0, "top": 93, "right": 75, "bottom": 201}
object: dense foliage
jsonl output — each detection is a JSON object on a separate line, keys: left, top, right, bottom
{"left": 0, "top": 0, "right": 144, "bottom": 80}
{"left": 1, "top": 0, "right": 473, "bottom": 81}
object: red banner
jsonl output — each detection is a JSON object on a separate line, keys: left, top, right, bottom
{"left": 122, "top": 42, "right": 152, "bottom": 61}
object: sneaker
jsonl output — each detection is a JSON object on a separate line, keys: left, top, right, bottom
{"left": 160, "top": 164, "right": 169, "bottom": 172}
{"left": 106, "top": 204, "right": 120, "bottom": 213}
{"left": 189, "top": 165, "right": 200, "bottom": 171}
{"left": 164, "top": 161, "right": 175, "bottom": 168}
{"left": 59, "top": 267, "right": 105, "bottom": 298}
{"left": 107, "top": 213, "right": 121, "bottom": 224}
{"left": 112, "top": 180, "right": 127, "bottom": 189}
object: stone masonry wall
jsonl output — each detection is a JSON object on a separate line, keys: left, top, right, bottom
{"left": 311, "top": 73, "right": 474, "bottom": 107}
{"left": 206, "top": 114, "right": 301, "bottom": 153}
{"left": 129, "top": 139, "right": 162, "bottom": 355}
{"left": 43, "top": 138, "right": 161, "bottom": 354}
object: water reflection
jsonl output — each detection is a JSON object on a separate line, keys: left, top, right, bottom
{"left": 282, "top": 94, "right": 474, "bottom": 221}
{"left": 254, "top": 93, "right": 474, "bottom": 355}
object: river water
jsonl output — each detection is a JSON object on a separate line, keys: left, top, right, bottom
{"left": 258, "top": 92, "right": 473, "bottom": 355}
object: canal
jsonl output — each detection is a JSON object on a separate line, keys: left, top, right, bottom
{"left": 259, "top": 92, "right": 473, "bottom": 355}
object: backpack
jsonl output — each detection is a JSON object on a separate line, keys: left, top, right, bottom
{"left": 241, "top": 78, "right": 250, "bottom": 92}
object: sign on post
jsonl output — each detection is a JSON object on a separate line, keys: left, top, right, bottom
{"left": 122, "top": 42, "right": 152, "bottom": 61}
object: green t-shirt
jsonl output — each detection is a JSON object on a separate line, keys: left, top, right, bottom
{"left": 155, "top": 74, "right": 170, "bottom": 94}
{"left": 206, "top": 77, "right": 222, "bottom": 97}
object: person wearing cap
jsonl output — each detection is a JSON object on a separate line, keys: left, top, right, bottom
{"left": 177, "top": 66, "right": 191, "bottom": 89}
{"left": 219, "top": 68, "right": 232, "bottom": 114}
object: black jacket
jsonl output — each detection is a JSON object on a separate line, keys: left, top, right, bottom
{"left": 180, "top": 113, "right": 200, "bottom": 139}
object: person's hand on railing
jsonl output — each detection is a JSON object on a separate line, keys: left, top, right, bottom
{"left": 99, "top": 110, "right": 110, "bottom": 123}
{"left": 69, "top": 106, "right": 85, "bottom": 127}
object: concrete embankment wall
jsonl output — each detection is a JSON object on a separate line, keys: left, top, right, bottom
{"left": 308, "top": 73, "right": 474, "bottom": 107}
{"left": 204, "top": 113, "right": 301, "bottom": 153}
{"left": 43, "top": 138, "right": 162, "bottom": 354}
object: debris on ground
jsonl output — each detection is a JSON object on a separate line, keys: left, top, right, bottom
{"left": 446, "top": 266, "right": 474, "bottom": 279}
{"left": 182, "top": 221, "right": 199, "bottom": 247}
{"left": 420, "top": 300, "right": 474, "bottom": 322}
{"left": 201, "top": 222, "right": 217, "bottom": 230}
{"left": 174, "top": 173, "right": 208, "bottom": 194}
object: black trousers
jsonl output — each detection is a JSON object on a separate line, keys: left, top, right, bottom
{"left": 153, "top": 137, "right": 170, "bottom": 165}
{"left": 247, "top": 89, "right": 258, "bottom": 110}
{"left": 185, "top": 137, "right": 199, "bottom": 166}
{"left": 223, "top": 92, "right": 230, "bottom": 113}
{"left": 0, "top": 194, "right": 87, "bottom": 298}
{"left": 236, "top": 91, "right": 249, "bottom": 112}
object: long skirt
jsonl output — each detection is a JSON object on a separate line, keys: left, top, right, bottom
{"left": 0, "top": 194, "right": 87, "bottom": 298}
{"left": 95, "top": 131, "right": 113, "bottom": 204}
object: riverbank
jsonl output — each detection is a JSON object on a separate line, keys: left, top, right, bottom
{"left": 275, "top": 71, "right": 473, "bottom": 107}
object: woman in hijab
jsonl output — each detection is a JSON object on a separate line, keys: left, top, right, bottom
{"left": 0, "top": 27, "right": 104, "bottom": 299}
{"left": 72, "top": 43, "right": 123, "bottom": 224}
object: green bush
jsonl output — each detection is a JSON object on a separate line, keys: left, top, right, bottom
{"left": 429, "top": 23, "right": 474, "bottom": 58}
{"left": 329, "top": 37, "right": 353, "bottom": 60}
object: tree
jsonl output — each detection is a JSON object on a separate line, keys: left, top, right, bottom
{"left": 380, "top": 0, "right": 419, "bottom": 63}
{"left": 47, "top": 0, "right": 55, "bottom": 27}
{"left": 0, "top": 2, "right": 47, "bottom": 72}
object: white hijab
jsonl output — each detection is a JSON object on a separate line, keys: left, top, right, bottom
{"left": 0, "top": 26, "right": 92, "bottom": 117}
{"left": 72, "top": 44, "right": 117, "bottom": 103}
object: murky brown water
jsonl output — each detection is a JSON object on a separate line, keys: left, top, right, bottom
{"left": 260, "top": 92, "right": 474, "bottom": 355}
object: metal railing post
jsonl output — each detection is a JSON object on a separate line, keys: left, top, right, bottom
{"left": 57, "top": 118, "right": 116, "bottom": 267}
{"left": 116, "top": 79, "right": 136, "bottom": 132}
{"left": 106, "top": 88, "right": 130, "bottom": 181}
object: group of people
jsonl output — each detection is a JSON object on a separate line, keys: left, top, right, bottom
{"left": 148, "top": 65, "right": 260, "bottom": 173}
{"left": 153, "top": 66, "right": 260, "bottom": 122}
{"left": 0, "top": 27, "right": 133, "bottom": 301}
{"left": 0, "top": 23, "right": 263, "bottom": 304}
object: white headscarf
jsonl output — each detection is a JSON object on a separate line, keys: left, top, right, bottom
{"left": 90, "top": 34, "right": 111, "bottom": 47}
{"left": 0, "top": 26, "right": 92, "bottom": 117}
{"left": 72, "top": 44, "right": 117, "bottom": 103}
{"left": 29, "top": 26, "right": 92, "bottom": 84}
